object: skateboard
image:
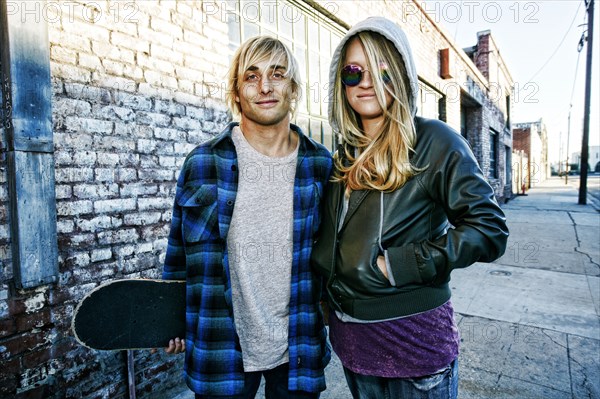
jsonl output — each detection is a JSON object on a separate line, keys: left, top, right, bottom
{"left": 72, "top": 279, "right": 186, "bottom": 350}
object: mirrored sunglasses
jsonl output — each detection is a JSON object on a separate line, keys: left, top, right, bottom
{"left": 340, "top": 63, "right": 391, "bottom": 87}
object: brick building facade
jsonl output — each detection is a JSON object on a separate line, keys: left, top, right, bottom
{"left": 0, "top": 1, "right": 514, "bottom": 398}
{"left": 513, "top": 119, "right": 549, "bottom": 189}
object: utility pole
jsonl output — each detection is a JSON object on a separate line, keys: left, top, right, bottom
{"left": 579, "top": 0, "right": 595, "bottom": 204}
{"left": 566, "top": 109, "right": 571, "bottom": 184}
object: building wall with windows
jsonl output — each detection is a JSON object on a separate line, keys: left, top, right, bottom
{"left": 513, "top": 119, "right": 549, "bottom": 188}
{"left": 0, "top": 1, "right": 513, "bottom": 397}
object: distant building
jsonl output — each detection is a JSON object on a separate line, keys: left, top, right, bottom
{"left": 463, "top": 30, "right": 514, "bottom": 200}
{"left": 571, "top": 146, "right": 600, "bottom": 172}
{"left": 513, "top": 120, "right": 549, "bottom": 188}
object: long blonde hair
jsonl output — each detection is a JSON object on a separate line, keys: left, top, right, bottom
{"left": 226, "top": 36, "right": 301, "bottom": 120}
{"left": 331, "top": 32, "right": 422, "bottom": 192}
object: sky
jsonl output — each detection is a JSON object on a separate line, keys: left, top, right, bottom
{"left": 422, "top": 0, "right": 599, "bottom": 163}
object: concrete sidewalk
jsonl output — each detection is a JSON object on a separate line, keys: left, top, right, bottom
{"left": 172, "top": 177, "right": 600, "bottom": 399}
{"left": 453, "top": 177, "right": 599, "bottom": 398}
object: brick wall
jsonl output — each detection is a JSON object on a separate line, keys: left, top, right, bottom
{"left": 1, "top": 1, "right": 515, "bottom": 397}
{"left": 1, "top": 1, "right": 229, "bottom": 397}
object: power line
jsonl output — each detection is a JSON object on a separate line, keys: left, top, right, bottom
{"left": 524, "top": 1, "right": 584, "bottom": 85}
{"left": 569, "top": 39, "right": 584, "bottom": 108}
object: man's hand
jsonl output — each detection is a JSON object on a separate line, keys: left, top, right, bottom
{"left": 165, "top": 337, "right": 186, "bottom": 354}
{"left": 151, "top": 337, "right": 185, "bottom": 354}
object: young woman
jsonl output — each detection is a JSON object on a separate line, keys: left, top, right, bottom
{"left": 311, "top": 17, "right": 509, "bottom": 399}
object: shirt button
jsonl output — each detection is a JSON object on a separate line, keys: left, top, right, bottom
{"left": 227, "top": 200, "right": 234, "bottom": 206}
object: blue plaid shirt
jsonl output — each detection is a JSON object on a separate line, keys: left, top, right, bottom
{"left": 163, "top": 122, "right": 332, "bottom": 396}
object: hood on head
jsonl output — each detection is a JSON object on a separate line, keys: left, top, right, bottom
{"left": 328, "top": 17, "right": 419, "bottom": 134}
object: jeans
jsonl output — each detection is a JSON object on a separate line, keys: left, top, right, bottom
{"left": 195, "top": 363, "right": 319, "bottom": 399}
{"left": 343, "top": 359, "right": 458, "bottom": 399}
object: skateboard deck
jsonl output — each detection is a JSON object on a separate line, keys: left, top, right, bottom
{"left": 72, "top": 279, "right": 186, "bottom": 350}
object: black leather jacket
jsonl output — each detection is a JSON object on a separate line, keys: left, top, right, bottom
{"left": 311, "top": 117, "right": 509, "bottom": 320}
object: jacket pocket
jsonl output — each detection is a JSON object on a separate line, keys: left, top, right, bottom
{"left": 177, "top": 184, "right": 219, "bottom": 242}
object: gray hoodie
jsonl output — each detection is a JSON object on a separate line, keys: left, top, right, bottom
{"left": 328, "top": 16, "right": 419, "bottom": 130}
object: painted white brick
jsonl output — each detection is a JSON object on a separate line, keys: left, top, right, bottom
{"left": 110, "top": 31, "right": 150, "bottom": 53}
{"left": 123, "top": 212, "right": 162, "bottom": 226}
{"left": 149, "top": 17, "right": 183, "bottom": 39}
{"left": 78, "top": 53, "right": 103, "bottom": 70}
{"left": 50, "top": 46, "right": 77, "bottom": 65}
{"left": 95, "top": 153, "right": 120, "bottom": 167}
{"left": 92, "top": 74, "right": 137, "bottom": 94}
{"left": 183, "top": 30, "right": 205, "bottom": 47}
{"left": 92, "top": 137, "right": 136, "bottom": 152}
{"left": 65, "top": 116, "right": 113, "bottom": 134}
{"left": 77, "top": 215, "right": 112, "bottom": 231}
{"left": 91, "top": 248, "right": 112, "bottom": 262}
{"left": 139, "top": 83, "right": 175, "bottom": 101}
{"left": 97, "top": 228, "right": 139, "bottom": 245}
{"left": 51, "top": 63, "right": 92, "bottom": 83}
{"left": 68, "top": 252, "right": 91, "bottom": 268}
{"left": 118, "top": 169, "right": 138, "bottom": 182}
{"left": 114, "top": 122, "right": 135, "bottom": 137}
{"left": 93, "top": 198, "right": 137, "bottom": 214}
{"left": 173, "top": 117, "right": 202, "bottom": 131}
{"left": 178, "top": 79, "right": 195, "bottom": 94}
{"left": 119, "top": 153, "right": 140, "bottom": 167}
{"left": 62, "top": 19, "right": 110, "bottom": 42}
{"left": 136, "top": 112, "right": 171, "bottom": 127}
{"left": 96, "top": 105, "right": 136, "bottom": 122}
{"left": 137, "top": 26, "right": 174, "bottom": 49}
{"left": 174, "top": 91, "right": 204, "bottom": 107}
{"left": 150, "top": 43, "right": 184, "bottom": 65}
{"left": 54, "top": 132, "right": 94, "bottom": 151}
{"left": 57, "top": 220, "right": 75, "bottom": 234}
{"left": 69, "top": 233, "right": 96, "bottom": 246}
{"left": 55, "top": 168, "right": 94, "bottom": 183}
{"left": 50, "top": 30, "right": 91, "bottom": 52}
{"left": 74, "top": 183, "right": 119, "bottom": 199}
{"left": 120, "top": 183, "right": 158, "bottom": 197}
{"left": 138, "top": 197, "right": 172, "bottom": 211}
{"left": 154, "top": 99, "right": 185, "bottom": 116}
{"left": 53, "top": 98, "right": 92, "bottom": 117}
{"left": 138, "top": 169, "right": 174, "bottom": 182}
{"left": 55, "top": 185, "right": 73, "bottom": 200}
{"left": 114, "top": 91, "right": 153, "bottom": 111}
{"left": 102, "top": 59, "right": 125, "bottom": 76}
{"left": 137, "top": 139, "right": 157, "bottom": 153}
{"left": 144, "top": 70, "right": 178, "bottom": 90}
{"left": 56, "top": 200, "right": 93, "bottom": 216}
{"left": 115, "top": 244, "right": 135, "bottom": 258}
{"left": 158, "top": 156, "right": 176, "bottom": 167}
{"left": 64, "top": 82, "right": 111, "bottom": 103}
{"left": 123, "top": 65, "right": 144, "bottom": 81}
{"left": 154, "top": 127, "right": 186, "bottom": 142}
{"left": 72, "top": 151, "right": 97, "bottom": 165}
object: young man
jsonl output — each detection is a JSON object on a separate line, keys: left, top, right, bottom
{"left": 162, "top": 36, "right": 332, "bottom": 398}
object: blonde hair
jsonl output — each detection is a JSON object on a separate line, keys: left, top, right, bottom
{"left": 331, "top": 32, "right": 422, "bottom": 192}
{"left": 226, "top": 36, "right": 301, "bottom": 120}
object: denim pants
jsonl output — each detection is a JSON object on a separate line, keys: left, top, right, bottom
{"left": 343, "top": 359, "right": 458, "bottom": 399}
{"left": 195, "top": 363, "right": 319, "bottom": 399}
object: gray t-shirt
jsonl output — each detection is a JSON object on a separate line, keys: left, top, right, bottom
{"left": 228, "top": 126, "right": 298, "bottom": 372}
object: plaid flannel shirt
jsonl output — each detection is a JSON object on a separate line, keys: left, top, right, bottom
{"left": 163, "top": 122, "right": 332, "bottom": 396}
